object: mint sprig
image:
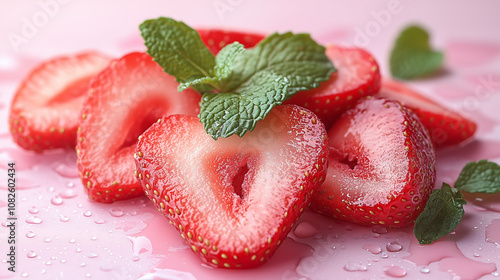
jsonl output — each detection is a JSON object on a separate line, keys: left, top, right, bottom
{"left": 414, "top": 160, "right": 500, "bottom": 244}
{"left": 390, "top": 25, "right": 444, "bottom": 80}
{"left": 140, "top": 17, "right": 335, "bottom": 139}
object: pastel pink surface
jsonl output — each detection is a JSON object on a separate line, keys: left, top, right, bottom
{"left": 1, "top": 1, "right": 500, "bottom": 279}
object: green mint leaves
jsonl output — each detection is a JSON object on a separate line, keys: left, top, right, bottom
{"left": 140, "top": 17, "right": 335, "bottom": 139}
{"left": 414, "top": 160, "right": 500, "bottom": 244}
{"left": 455, "top": 160, "right": 500, "bottom": 193}
{"left": 414, "top": 183, "right": 466, "bottom": 244}
{"left": 390, "top": 25, "right": 444, "bottom": 80}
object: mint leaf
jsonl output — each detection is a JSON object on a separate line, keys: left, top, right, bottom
{"left": 414, "top": 183, "right": 466, "bottom": 244}
{"left": 179, "top": 42, "right": 245, "bottom": 92}
{"left": 222, "top": 32, "right": 335, "bottom": 98}
{"left": 455, "top": 160, "right": 500, "bottom": 193}
{"left": 200, "top": 72, "right": 289, "bottom": 139}
{"left": 390, "top": 25, "right": 444, "bottom": 80}
{"left": 140, "top": 17, "right": 215, "bottom": 89}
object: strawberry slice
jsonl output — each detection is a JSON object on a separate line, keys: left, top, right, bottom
{"left": 197, "top": 28, "right": 265, "bottom": 55}
{"left": 9, "top": 52, "right": 111, "bottom": 152}
{"left": 377, "top": 79, "right": 477, "bottom": 148}
{"left": 311, "top": 97, "right": 436, "bottom": 228}
{"left": 285, "top": 45, "right": 381, "bottom": 129}
{"left": 134, "top": 105, "right": 328, "bottom": 268}
{"left": 76, "top": 52, "right": 201, "bottom": 203}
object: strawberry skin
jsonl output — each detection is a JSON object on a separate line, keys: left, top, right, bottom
{"left": 76, "top": 52, "right": 201, "bottom": 203}
{"left": 134, "top": 105, "right": 328, "bottom": 268}
{"left": 9, "top": 52, "right": 111, "bottom": 152}
{"left": 377, "top": 79, "right": 477, "bottom": 148}
{"left": 197, "top": 28, "right": 265, "bottom": 55}
{"left": 285, "top": 45, "right": 381, "bottom": 129}
{"left": 311, "top": 97, "right": 436, "bottom": 227}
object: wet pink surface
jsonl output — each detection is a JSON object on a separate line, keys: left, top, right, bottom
{"left": 1, "top": 1, "right": 500, "bottom": 279}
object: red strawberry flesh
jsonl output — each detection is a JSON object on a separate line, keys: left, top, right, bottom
{"left": 134, "top": 105, "right": 328, "bottom": 268}
{"left": 9, "top": 52, "right": 111, "bottom": 152}
{"left": 197, "top": 28, "right": 265, "bottom": 55}
{"left": 311, "top": 97, "right": 436, "bottom": 227}
{"left": 76, "top": 52, "right": 201, "bottom": 203}
{"left": 285, "top": 45, "right": 381, "bottom": 129}
{"left": 377, "top": 79, "right": 477, "bottom": 148}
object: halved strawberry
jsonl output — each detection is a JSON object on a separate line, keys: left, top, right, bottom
{"left": 197, "top": 28, "right": 265, "bottom": 55}
{"left": 377, "top": 79, "right": 477, "bottom": 148}
{"left": 134, "top": 105, "right": 328, "bottom": 268}
{"left": 9, "top": 52, "right": 111, "bottom": 152}
{"left": 76, "top": 52, "right": 201, "bottom": 203}
{"left": 285, "top": 45, "right": 381, "bottom": 129}
{"left": 311, "top": 97, "right": 436, "bottom": 228}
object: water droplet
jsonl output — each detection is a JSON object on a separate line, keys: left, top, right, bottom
{"left": 387, "top": 241, "right": 403, "bottom": 252}
{"left": 61, "top": 259, "right": 67, "bottom": 264}
{"left": 100, "top": 264, "right": 113, "bottom": 271}
{"left": 94, "top": 219, "right": 105, "bottom": 224}
{"left": 67, "top": 182, "right": 75, "bottom": 188}
{"left": 45, "top": 261, "right": 52, "bottom": 266}
{"left": 1, "top": 220, "right": 9, "bottom": 227}
{"left": 91, "top": 236, "right": 97, "bottom": 241}
{"left": 26, "top": 216, "right": 43, "bottom": 224}
{"left": 344, "top": 262, "right": 368, "bottom": 272}
{"left": 47, "top": 186, "right": 55, "bottom": 192}
{"left": 27, "top": 251, "right": 37, "bottom": 258}
{"left": 362, "top": 244, "right": 382, "bottom": 254}
{"left": 26, "top": 231, "right": 35, "bottom": 238}
{"left": 77, "top": 203, "right": 83, "bottom": 208}
{"left": 372, "top": 225, "right": 388, "bottom": 234}
{"left": 59, "top": 214, "right": 69, "bottom": 222}
{"left": 420, "top": 267, "right": 430, "bottom": 274}
{"left": 76, "top": 248, "right": 82, "bottom": 253}
{"left": 109, "top": 208, "right": 124, "bottom": 217}
{"left": 86, "top": 273, "right": 91, "bottom": 278}
{"left": 51, "top": 196, "right": 63, "bottom": 205}
{"left": 28, "top": 206, "right": 39, "bottom": 214}
{"left": 69, "top": 239, "right": 76, "bottom": 244}
{"left": 385, "top": 265, "right": 406, "bottom": 278}
{"left": 83, "top": 210, "right": 92, "bottom": 217}
{"left": 87, "top": 252, "right": 98, "bottom": 258}
{"left": 44, "top": 238, "right": 51, "bottom": 243}
{"left": 22, "top": 272, "right": 29, "bottom": 278}
{"left": 60, "top": 189, "right": 78, "bottom": 198}
{"left": 132, "top": 255, "right": 140, "bottom": 262}
{"left": 80, "top": 262, "right": 86, "bottom": 267}
{"left": 345, "top": 225, "right": 354, "bottom": 231}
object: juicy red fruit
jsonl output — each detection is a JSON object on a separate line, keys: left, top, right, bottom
{"left": 197, "top": 28, "right": 265, "bottom": 55}
{"left": 311, "top": 97, "right": 436, "bottom": 227}
{"left": 135, "top": 105, "right": 328, "bottom": 268}
{"left": 377, "top": 79, "right": 477, "bottom": 148}
{"left": 285, "top": 46, "right": 381, "bottom": 129}
{"left": 9, "top": 52, "right": 111, "bottom": 152}
{"left": 77, "top": 52, "right": 201, "bottom": 203}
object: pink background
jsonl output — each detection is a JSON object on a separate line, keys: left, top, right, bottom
{"left": 1, "top": 1, "right": 500, "bottom": 279}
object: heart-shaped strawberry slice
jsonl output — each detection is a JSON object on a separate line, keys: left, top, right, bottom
{"left": 134, "top": 105, "right": 328, "bottom": 268}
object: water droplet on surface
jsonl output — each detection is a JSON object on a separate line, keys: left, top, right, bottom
{"left": 51, "top": 196, "right": 63, "bottom": 205}
{"left": 69, "top": 239, "right": 76, "bottom": 244}
{"left": 45, "top": 261, "right": 52, "bottom": 266}
{"left": 44, "top": 238, "right": 51, "bottom": 243}
{"left": 372, "top": 225, "right": 388, "bottom": 234}
{"left": 26, "top": 216, "right": 43, "bottom": 224}
{"left": 60, "top": 259, "right": 67, "bottom": 264}
{"left": 60, "top": 189, "right": 77, "bottom": 198}
{"left": 67, "top": 182, "right": 75, "bottom": 188}
{"left": 28, "top": 206, "right": 39, "bottom": 214}
{"left": 87, "top": 252, "right": 98, "bottom": 258}
{"left": 22, "top": 272, "right": 29, "bottom": 278}
{"left": 344, "top": 262, "right": 368, "bottom": 272}
{"left": 83, "top": 210, "right": 92, "bottom": 217}
{"left": 385, "top": 266, "right": 406, "bottom": 278}
{"left": 109, "top": 208, "right": 124, "bottom": 217}
{"left": 27, "top": 251, "right": 37, "bottom": 258}
{"left": 132, "top": 255, "right": 140, "bottom": 262}
{"left": 94, "top": 219, "right": 105, "bottom": 224}
{"left": 76, "top": 248, "right": 82, "bottom": 253}
{"left": 420, "top": 267, "right": 430, "bottom": 274}
{"left": 47, "top": 186, "right": 55, "bottom": 192}
{"left": 26, "top": 231, "right": 35, "bottom": 238}
{"left": 100, "top": 264, "right": 113, "bottom": 271}
{"left": 91, "top": 236, "right": 97, "bottom": 241}
{"left": 80, "top": 262, "right": 86, "bottom": 267}
{"left": 362, "top": 244, "right": 382, "bottom": 254}
{"left": 387, "top": 241, "right": 403, "bottom": 252}
{"left": 59, "top": 214, "right": 69, "bottom": 222}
